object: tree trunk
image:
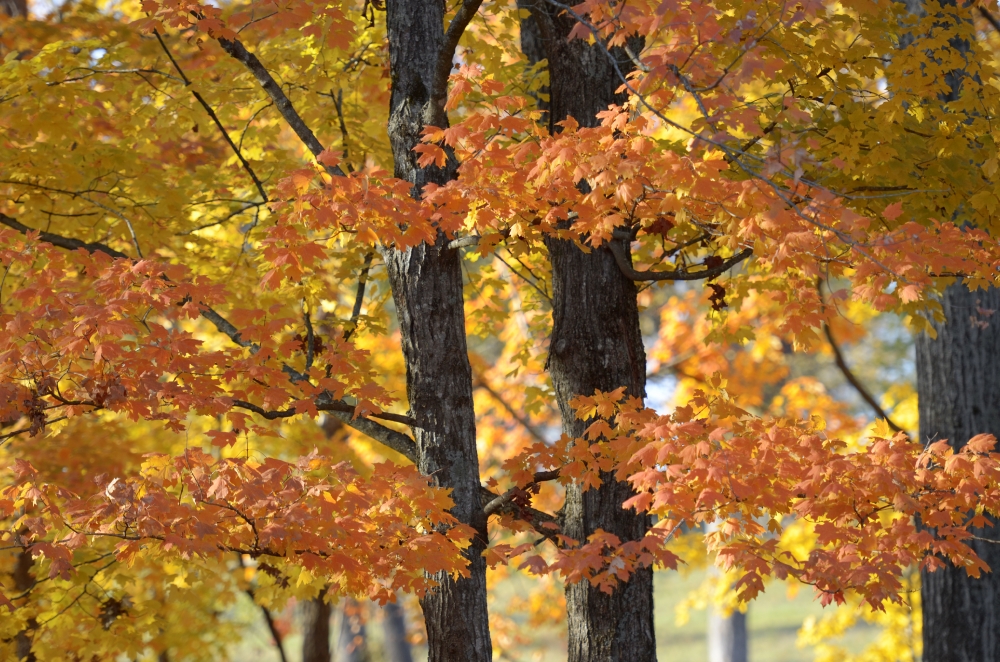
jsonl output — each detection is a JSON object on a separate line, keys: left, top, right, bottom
{"left": 904, "top": 1, "right": 996, "bottom": 659}
{"left": 300, "top": 596, "right": 332, "bottom": 662}
{"left": 382, "top": 2, "right": 492, "bottom": 661}
{"left": 0, "top": 0, "right": 27, "bottom": 18}
{"left": 916, "top": 285, "right": 1000, "bottom": 662}
{"left": 708, "top": 609, "right": 748, "bottom": 662}
{"left": 706, "top": 521, "right": 748, "bottom": 662}
{"left": 336, "top": 599, "right": 369, "bottom": 662}
{"left": 381, "top": 601, "right": 414, "bottom": 662}
{"left": 517, "top": 5, "right": 656, "bottom": 662}
{"left": 14, "top": 547, "right": 35, "bottom": 662}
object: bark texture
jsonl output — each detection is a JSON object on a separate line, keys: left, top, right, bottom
{"left": 382, "top": 2, "right": 491, "bottom": 661}
{"left": 517, "top": 4, "right": 656, "bottom": 661}
{"left": 917, "top": 284, "right": 1000, "bottom": 662}
{"left": 299, "top": 597, "right": 332, "bottom": 662}
{"left": 905, "top": 1, "right": 997, "bottom": 658}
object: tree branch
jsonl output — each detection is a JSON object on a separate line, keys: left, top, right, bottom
{"left": 216, "top": 37, "right": 345, "bottom": 178}
{"left": 343, "top": 252, "right": 373, "bottom": 342}
{"left": 230, "top": 397, "right": 417, "bottom": 429}
{"left": 0, "top": 213, "right": 129, "bottom": 258}
{"left": 482, "top": 469, "right": 560, "bottom": 517}
{"left": 153, "top": 30, "right": 269, "bottom": 203}
{"left": 238, "top": 555, "right": 289, "bottom": 662}
{"left": 608, "top": 241, "right": 752, "bottom": 282}
{"left": 324, "top": 409, "right": 417, "bottom": 462}
{"left": 980, "top": 6, "right": 1000, "bottom": 34}
{"left": 0, "top": 214, "right": 421, "bottom": 458}
{"left": 432, "top": 0, "right": 486, "bottom": 108}
{"left": 822, "top": 322, "right": 903, "bottom": 433}
{"left": 447, "top": 234, "right": 481, "bottom": 250}
{"left": 479, "top": 485, "right": 560, "bottom": 544}
{"left": 474, "top": 377, "right": 547, "bottom": 444}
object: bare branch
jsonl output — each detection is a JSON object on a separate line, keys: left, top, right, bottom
{"left": 230, "top": 397, "right": 417, "bottom": 428}
{"left": 343, "top": 252, "right": 373, "bottom": 342}
{"left": 447, "top": 234, "right": 481, "bottom": 250}
{"left": 432, "top": 0, "right": 486, "bottom": 110}
{"left": 822, "top": 322, "right": 903, "bottom": 434}
{"left": 324, "top": 409, "right": 417, "bottom": 463}
{"left": 981, "top": 6, "right": 1000, "bottom": 34}
{"left": 479, "top": 485, "right": 560, "bottom": 544}
{"left": 154, "top": 30, "right": 269, "bottom": 204}
{"left": 474, "top": 377, "right": 547, "bottom": 444}
{"left": 0, "top": 213, "right": 129, "bottom": 258}
{"left": 216, "top": 37, "right": 345, "bottom": 178}
{"left": 482, "top": 469, "right": 560, "bottom": 517}
{"left": 608, "top": 240, "right": 752, "bottom": 282}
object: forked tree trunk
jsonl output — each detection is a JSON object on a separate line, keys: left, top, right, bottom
{"left": 382, "top": 1, "right": 492, "bottom": 660}
{"left": 917, "top": 285, "right": 1000, "bottom": 662}
{"left": 517, "top": 4, "right": 656, "bottom": 661}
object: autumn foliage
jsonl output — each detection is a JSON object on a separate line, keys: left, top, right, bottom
{"left": 4, "top": 0, "right": 1000, "bottom": 659}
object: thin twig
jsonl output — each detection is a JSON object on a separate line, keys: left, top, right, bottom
{"left": 216, "top": 36, "right": 345, "bottom": 177}
{"left": 343, "top": 252, "right": 373, "bottom": 342}
{"left": 822, "top": 322, "right": 903, "bottom": 433}
{"left": 153, "top": 30, "right": 269, "bottom": 203}
{"left": 238, "top": 555, "right": 289, "bottom": 662}
{"left": 474, "top": 377, "right": 547, "bottom": 444}
{"left": 608, "top": 240, "right": 752, "bottom": 282}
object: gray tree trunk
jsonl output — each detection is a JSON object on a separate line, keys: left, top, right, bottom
{"left": 902, "top": 1, "right": 999, "bottom": 659}
{"left": 381, "top": 601, "right": 414, "bottom": 662}
{"left": 916, "top": 285, "right": 1000, "bottom": 662}
{"left": 0, "top": 0, "right": 26, "bottom": 18}
{"left": 382, "top": 1, "right": 491, "bottom": 661}
{"left": 336, "top": 599, "right": 369, "bottom": 662}
{"left": 706, "top": 521, "right": 748, "bottom": 662}
{"left": 516, "top": 5, "right": 656, "bottom": 662}
{"left": 300, "top": 596, "right": 332, "bottom": 662}
{"left": 708, "top": 609, "right": 747, "bottom": 662}
{"left": 14, "top": 547, "right": 35, "bottom": 662}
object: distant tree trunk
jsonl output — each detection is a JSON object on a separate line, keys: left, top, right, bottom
{"left": 517, "top": 5, "right": 656, "bottom": 662}
{"left": 14, "top": 547, "right": 35, "bottom": 662}
{"left": 706, "top": 522, "right": 748, "bottom": 662}
{"left": 708, "top": 609, "right": 747, "bottom": 662}
{"left": 381, "top": 601, "right": 414, "bottom": 662}
{"left": 917, "top": 285, "right": 1000, "bottom": 662}
{"left": 300, "top": 596, "right": 332, "bottom": 662}
{"left": 382, "top": 1, "right": 492, "bottom": 660}
{"left": 335, "top": 599, "right": 369, "bottom": 662}
{"left": 0, "top": 0, "right": 26, "bottom": 18}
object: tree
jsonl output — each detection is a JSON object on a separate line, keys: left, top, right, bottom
{"left": 6, "top": 1, "right": 1000, "bottom": 661}
{"left": 904, "top": 2, "right": 1000, "bottom": 659}
{"left": 515, "top": 3, "right": 655, "bottom": 660}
